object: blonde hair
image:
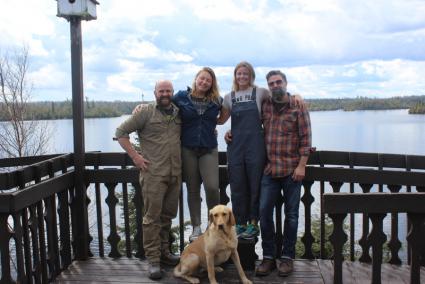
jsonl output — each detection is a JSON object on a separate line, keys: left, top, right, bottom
{"left": 191, "top": 67, "right": 221, "bottom": 104}
{"left": 232, "top": 61, "right": 256, "bottom": 91}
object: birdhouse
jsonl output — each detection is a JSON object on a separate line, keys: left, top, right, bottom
{"left": 57, "top": 0, "right": 99, "bottom": 21}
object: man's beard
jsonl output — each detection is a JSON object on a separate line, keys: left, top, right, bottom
{"left": 271, "top": 88, "right": 287, "bottom": 103}
{"left": 157, "top": 95, "right": 172, "bottom": 108}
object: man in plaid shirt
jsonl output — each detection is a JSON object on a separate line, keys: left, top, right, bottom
{"left": 256, "top": 70, "right": 312, "bottom": 277}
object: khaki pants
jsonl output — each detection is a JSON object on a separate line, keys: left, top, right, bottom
{"left": 182, "top": 147, "right": 219, "bottom": 227}
{"left": 140, "top": 173, "right": 181, "bottom": 264}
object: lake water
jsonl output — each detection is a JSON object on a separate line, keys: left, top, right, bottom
{"left": 4, "top": 109, "right": 425, "bottom": 264}
{"left": 48, "top": 109, "right": 425, "bottom": 155}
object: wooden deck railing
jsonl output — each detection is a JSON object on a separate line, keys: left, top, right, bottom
{"left": 1, "top": 151, "right": 425, "bottom": 283}
{"left": 324, "top": 193, "right": 425, "bottom": 284}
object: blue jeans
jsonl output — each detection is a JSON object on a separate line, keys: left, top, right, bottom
{"left": 260, "top": 173, "right": 301, "bottom": 259}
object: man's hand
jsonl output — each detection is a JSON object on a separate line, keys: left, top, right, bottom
{"left": 132, "top": 104, "right": 143, "bottom": 115}
{"left": 131, "top": 154, "right": 150, "bottom": 171}
{"left": 292, "top": 94, "right": 305, "bottom": 107}
{"left": 224, "top": 130, "right": 232, "bottom": 144}
{"left": 292, "top": 165, "right": 305, "bottom": 182}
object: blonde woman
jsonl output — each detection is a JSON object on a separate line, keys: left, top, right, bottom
{"left": 173, "top": 67, "right": 225, "bottom": 241}
{"left": 219, "top": 61, "right": 302, "bottom": 240}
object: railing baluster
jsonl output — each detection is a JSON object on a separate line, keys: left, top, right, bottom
{"left": 328, "top": 213, "right": 347, "bottom": 284}
{"left": 0, "top": 213, "right": 13, "bottom": 284}
{"left": 319, "top": 153, "right": 326, "bottom": 259}
{"left": 84, "top": 181, "right": 94, "bottom": 257}
{"left": 368, "top": 213, "right": 387, "bottom": 284}
{"left": 13, "top": 212, "right": 26, "bottom": 283}
{"left": 37, "top": 201, "right": 48, "bottom": 284}
{"left": 218, "top": 167, "right": 230, "bottom": 205}
{"left": 387, "top": 185, "right": 402, "bottom": 265}
{"left": 132, "top": 182, "right": 144, "bottom": 258}
{"left": 320, "top": 179, "right": 326, "bottom": 259}
{"left": 105, "top": 182, "right": 121, "bottom": 257}
{"left": 28, "top": 205, "right": 41, "bottom": 283}
{"left": 122, "top": 181, "right": 132, "bottom": 257}
{"left": 406, "top": 213, "right": 425, "bottom": 284}
{"left": 358, "top": 183, "right": 372, "bottom": 263}
{"left": 349, "top": 153, "right": 355, "bottom": 261}
{"left": 22, "top": 208, "right": 33, "bottom": 284}
{"left": 301, "top": 180, "right": 315, "bottom": 259}
{"left": 57, "top": 188, "right": 72, "bottom": 269}
{"left": 47, "top": 161, "right": 61, "bottom": 278}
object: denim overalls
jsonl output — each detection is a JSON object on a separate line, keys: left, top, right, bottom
{"left": 227, "top": 87, "right": 266, "bottom": 225}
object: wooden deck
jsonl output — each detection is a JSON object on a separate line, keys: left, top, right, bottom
{"left": 53, "top": 257, "right": 425, "bottom": 283}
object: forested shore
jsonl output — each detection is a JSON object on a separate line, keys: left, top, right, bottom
{"left": 1, "top": 95, "right": 424, "bottom": 121}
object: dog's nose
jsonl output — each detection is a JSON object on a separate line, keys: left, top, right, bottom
{"left": 218, "top": 224, "right": 224, "bottom": 229}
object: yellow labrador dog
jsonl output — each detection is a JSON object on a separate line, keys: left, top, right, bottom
{"left": 174, "top": 205, "right": 252, "bottom": 284}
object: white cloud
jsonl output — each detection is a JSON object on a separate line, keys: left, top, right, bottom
{"left": 1, "top": 0, "right": 425, "bottom": 101}
{"left": 29, "top": 64, "right": 68, "bottom": 89}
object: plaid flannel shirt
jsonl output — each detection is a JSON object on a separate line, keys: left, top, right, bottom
{"left": 262, "top": 96, "right": 312, "bottom": 178}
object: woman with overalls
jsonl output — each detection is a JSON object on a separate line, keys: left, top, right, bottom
{"left": 219, "top": 61, "right": 303, "bottom": 239}
{"left": 218, "top": 61, "right": 268, "bottom": 239}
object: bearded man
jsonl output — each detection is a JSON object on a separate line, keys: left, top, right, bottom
{"left": 255, "top": 71, "right": 312, "bottom": 277}
{"left": 115, "top": 80, "right": 181, "bottom": 280}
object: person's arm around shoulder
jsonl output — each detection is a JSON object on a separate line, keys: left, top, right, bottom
{"left": 292, "top": 93, "right": 307, "bottom": 108}
{"left": 217, "top": 94, "right": 231, "bottom": 125}
{"left": 115, "top": 106, "right": 151, "bottom": 171}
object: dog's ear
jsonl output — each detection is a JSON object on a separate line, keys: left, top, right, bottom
{"left": 209, "top": 209, "right": 214, "bottom": 226}
{"left": 228, "top": 209, "right": 236, "bottom": 226}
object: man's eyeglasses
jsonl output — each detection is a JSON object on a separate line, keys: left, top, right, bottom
{"left": 267, "top": 79, "right": 284, "bottom": 87}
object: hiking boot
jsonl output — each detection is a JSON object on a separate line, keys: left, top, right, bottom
{"left": 160, "top": 251, "right": 180, "bottom": 266}
{"left": 278, "top": 258, "right": 294, "bottom": 277}
{"left": 189, "top": 225, "right": 202, "bottom": 242}
{"left": 235, "top": 224, "right": 246, "bottom": 237}
{"left": 148, "top": 262, "right": 162, "bottom": 280}
{"left": 255, "top": 258, "right": 276, "bottom": 276}
{"left": 240, "top": 223, "right": 259, "bottom": 239}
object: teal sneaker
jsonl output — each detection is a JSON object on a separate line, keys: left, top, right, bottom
{"left": 235, "top": 224, "right": 246, "bottom": 237}
{"left": 240, "top": 223, "right": 259, "bottom": 239}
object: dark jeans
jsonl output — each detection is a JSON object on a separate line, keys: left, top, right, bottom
{"left": 260, "top": 173, "right": 301, "bottom": 259}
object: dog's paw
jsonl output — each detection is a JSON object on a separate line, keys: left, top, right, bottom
{"left": 241, "top": 278, "right": 252, "bottom": 284}
{"left": 214, "top": 267, "right": 224, "bottom": 273}
{"left": 189, "top": 279, "right": 200, "bottom": 284}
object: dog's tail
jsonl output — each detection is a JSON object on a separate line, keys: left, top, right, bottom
{"left": 173, "top": 263, "right": 183, "bottom": 277}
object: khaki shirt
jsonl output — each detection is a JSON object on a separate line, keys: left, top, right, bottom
{"left": 115, "top": 103, "right": 182, "bottom": 177}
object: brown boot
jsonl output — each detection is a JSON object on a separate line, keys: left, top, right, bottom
{"left": 277, "top": 258, "right": 293, "bottom": 277}
{"left": 255, "top": 258, "right": 276, "bottom": 276}
{"left": 160, "top": 251, "right": 180, "bottom": 266}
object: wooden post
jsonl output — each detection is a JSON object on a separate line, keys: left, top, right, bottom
{"left": 70, "top": 16, "right": 89, "bottom": 260}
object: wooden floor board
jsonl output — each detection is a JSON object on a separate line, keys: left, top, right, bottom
{"left": 53, "top": 257, "right": 422, "bottom": 284}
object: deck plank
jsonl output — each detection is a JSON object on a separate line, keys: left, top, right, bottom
{"left": 54, "top": 257, "right": 423, "bottom": 284}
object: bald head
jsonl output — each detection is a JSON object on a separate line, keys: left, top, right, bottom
{"left": 154, "top": 80, "right": 174, "bottom": 108}
{"left": 155, "top": 80, "right": 173, "bottom": 92}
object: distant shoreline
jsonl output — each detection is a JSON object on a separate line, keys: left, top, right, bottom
{"left": 1, "top": 95, "right": 424, "bottom": 121}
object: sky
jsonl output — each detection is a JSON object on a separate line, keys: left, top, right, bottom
{"left": 1, "top": 0, "right": 425, "bottom": 102}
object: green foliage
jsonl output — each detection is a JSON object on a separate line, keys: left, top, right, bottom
{"left": 408, "top": 102, "right": 425, "bottom": 114}
{"left": 306, "top": 95, "right": 425, "bottom": 112}
{"left": 295, "top": 215, "right": 350, "bottom": 259}
{"left": 295, "top": 215, "right": 397, "bottom": 262}
{"left": 1, "top": 95, "right": 425, "bottom": 121}
{"left": 0, "top": 100, "right": 148, "bottom": 121}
